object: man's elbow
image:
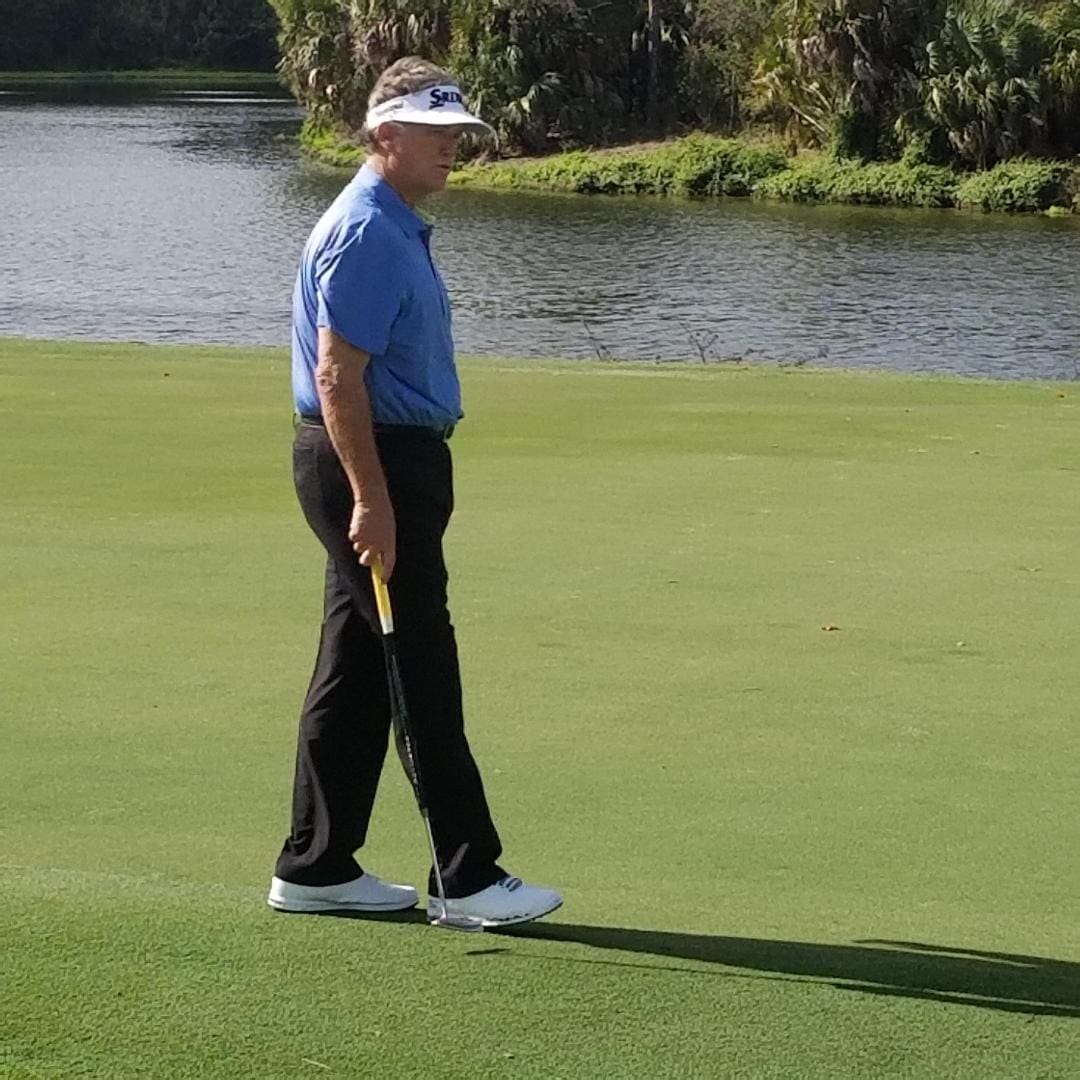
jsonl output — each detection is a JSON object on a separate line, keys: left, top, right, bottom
{"left": 315, "top": 361, "right": 341, "bottom": 397}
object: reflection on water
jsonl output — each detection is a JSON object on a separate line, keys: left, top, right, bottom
{"left": 0, "top": 80, "right": 1078, "bottom": 378}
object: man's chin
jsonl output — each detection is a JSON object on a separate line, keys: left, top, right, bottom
{"left": 410, "top": 169, "right": 451, "bottom": 201}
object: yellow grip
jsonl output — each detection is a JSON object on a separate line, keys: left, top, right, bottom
{"left": 370, "top": 556, "right": 394, "bottom": 635}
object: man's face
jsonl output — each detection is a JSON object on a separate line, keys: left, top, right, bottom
{"left": 378, "top": 122, "right": 465, "bottom": 201}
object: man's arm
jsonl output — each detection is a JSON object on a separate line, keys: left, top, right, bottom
{"left": 315, "top": 326, "right": 396, "bottom": 579}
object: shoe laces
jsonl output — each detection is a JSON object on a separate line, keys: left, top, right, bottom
{"left": 499, "top": 876, "right": 523, "bottom": 892}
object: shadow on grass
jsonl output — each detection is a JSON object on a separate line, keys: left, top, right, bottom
{"left": 477, "top": 924, "right": 1080, "bottom": 1018}
{"left": 271, "top": 908, "right": 430, "bottom": 925}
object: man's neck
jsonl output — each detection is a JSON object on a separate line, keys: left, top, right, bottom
{"left": 369, "top": 156, "right": 422, "bottom": 208}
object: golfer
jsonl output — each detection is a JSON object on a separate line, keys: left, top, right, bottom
{"left": 268, "top": 57, "right": 562, "bottom": 927}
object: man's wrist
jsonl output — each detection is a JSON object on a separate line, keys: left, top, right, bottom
{"left": 354, "top": 485, "right": 390, "bottom": 508}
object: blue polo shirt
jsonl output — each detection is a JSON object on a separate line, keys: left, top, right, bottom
{"left": 291, "top": 164, "right": 461, "bottom": 427}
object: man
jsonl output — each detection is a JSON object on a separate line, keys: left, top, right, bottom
{"left": 268, "top": 57, "right": 562, "bottom": 928}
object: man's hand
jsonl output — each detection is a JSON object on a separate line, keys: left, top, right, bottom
{"left": 350, "top": 494, "right": 396, "bottom": 580}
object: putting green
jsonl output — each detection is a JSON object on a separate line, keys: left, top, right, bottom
{"left": 2, "top": 339, "right": 1077, "bottom": 1078}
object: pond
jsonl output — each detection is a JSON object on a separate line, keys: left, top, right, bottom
{"left": 1, "top": 79, "right": 1078, "bottom": 379}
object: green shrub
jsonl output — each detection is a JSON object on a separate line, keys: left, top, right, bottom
{"left": 299, "top": 119, "right": 362, "bottom": 168}
{"left": 752, "top": 160, "right": 832, "bottom": 202}
{"left": 452, "top": 135, "right": 788, "bottom": 197}
{"left": 301, "top": 124, "right": 1076, "bottom": 217}
{"left": 721, "top": 143, "right": 792, "bottom": 196}
{"left": 753, "top": 157, "right": 958, "bottom": 208}
{"left": 835, "top": 162, "right": 958, "bottom": 207}
{"left": 649, "top": 136, "right": 788, "bottom": 196}
{"left": 954, "top": 160, "right": 1075, "bottom": 213}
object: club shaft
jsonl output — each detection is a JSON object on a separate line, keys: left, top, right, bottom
{"left": 371, "top": 559, "right": 476, "bottom": 926}
{"left": 386, "top": 641, "right": 449, "bottom": 914}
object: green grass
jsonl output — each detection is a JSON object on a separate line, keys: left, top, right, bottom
{"left": 2, "top": 339, "right": 1078, "bottom": 1078}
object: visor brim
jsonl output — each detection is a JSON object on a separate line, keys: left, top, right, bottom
{"left": 373, "top": 108, "right": 494, "bottom": 136}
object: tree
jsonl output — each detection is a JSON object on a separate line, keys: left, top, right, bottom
{"left": 448, "top": 0, "right": 626, "bottom": 151}
{"left": 677, "top": 0, "right": 777, "bottom": 131}
{"left": 646, "top": 0, "right": 662, "bottom": 127}
{"left": 190, "top": 0, "right": 279, "bottom": 69}
{"left": 915, "top": 1, "right": 1075, "bottom": 167}
{"left": 0, "top": 0, "right": 278, "bottom": 71}
{"left": 1039, "top": 0, "right": 1080, "bottom": 155}
{"left": 264, "top": 0, "right": 1080, "bottom": 160}
{"left": 756, "top": 0, "right": 943, "bottom": 159}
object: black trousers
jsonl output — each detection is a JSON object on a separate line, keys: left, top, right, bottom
{"left": 274, "top": 421, "right": 504, "bottom": 897}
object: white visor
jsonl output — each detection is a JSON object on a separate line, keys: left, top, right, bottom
{"left": 365, "top": 84, "right": 493, "bottom": 136}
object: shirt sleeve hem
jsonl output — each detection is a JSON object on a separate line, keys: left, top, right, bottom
{"left": 315, "top": 316, "right": 388, "bottom": 358}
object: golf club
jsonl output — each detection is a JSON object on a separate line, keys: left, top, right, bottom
{"left": 370, "top": 556, "right": 484, "bottom": 933}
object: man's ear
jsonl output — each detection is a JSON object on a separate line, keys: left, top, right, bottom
{"left": 374, "top": 122, "right": 401, "bottom": 156}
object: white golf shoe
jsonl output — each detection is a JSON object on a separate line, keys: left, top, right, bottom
{"left": 268, "top": 873, "right": 418, "bottom": 914}
{"left": 427, "top": 875, "right": 563, "bottom": 928}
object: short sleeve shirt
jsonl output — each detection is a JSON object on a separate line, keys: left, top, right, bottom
{"left": 291, "top": 164, "right": 461, "bottom": 427}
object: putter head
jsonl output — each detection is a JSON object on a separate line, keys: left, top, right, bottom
{"left": 430, "top": 911, "right": 485, "bottom": 933}
{"left": 427, "top": 840, "right": 484, "bottom": 931}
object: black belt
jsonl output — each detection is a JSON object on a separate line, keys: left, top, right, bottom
{"left": 298, "top": 414, "right": 455, "bottom": 442}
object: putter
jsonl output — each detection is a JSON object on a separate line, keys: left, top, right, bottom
{"left": 370, "top": 557, "right": 484, "bottom": 933}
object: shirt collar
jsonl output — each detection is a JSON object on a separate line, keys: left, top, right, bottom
{"left": 355, "top": 163, "right": 430, "bottom": 239}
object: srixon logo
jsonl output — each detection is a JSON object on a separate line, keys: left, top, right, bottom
{"left": 429, "top": 87, "right": 464, "bottom": 109}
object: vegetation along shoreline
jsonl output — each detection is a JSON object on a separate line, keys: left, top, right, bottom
{"left": 273, "top": 0, "right": 1080, "bottom": 216}
{"left": 302, "top": 125, "right": 1079, "bottom": 216}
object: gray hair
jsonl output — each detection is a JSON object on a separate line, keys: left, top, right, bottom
{"left": 360, "top": 56, "right": 459, "bottom": 153}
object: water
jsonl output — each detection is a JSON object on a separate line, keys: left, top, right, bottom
{"left": 2, "top": 80, "right": 1078, "bottom": 379}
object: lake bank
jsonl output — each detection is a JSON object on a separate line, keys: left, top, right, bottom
{"left": 0, "top": 69, "right": 279, "bottom": 84}
{"left": 303, "top": 122, "right": 1080, "bottom": 216}
{"left": 3, "top": 334, "right": 1074, "bottom": 388}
